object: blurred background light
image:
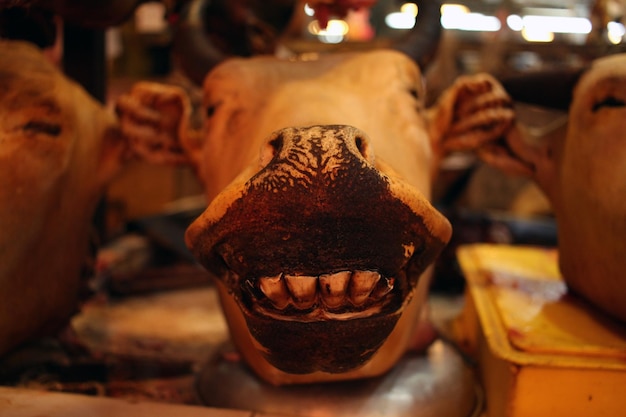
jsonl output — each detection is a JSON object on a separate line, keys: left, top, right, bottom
{"left": 607, "top": 21, "right": 625, "bottom": 44}
{"left": 385, "top": 3, "right": 418, "bottom": 29}
{"left": 308, "top": 19, "right": 350, "bottom": 43}
{"left": 304, "top": 3, "right": 315, "bottom": 17}
{"left": 521, "top": 15, "right": 592, "bottom": 34}
{"left": 507, "top": 14, "right": 524, "bottom": 31}
{"left": 441, "top": 12, "right": 501, "bottom": 31}
{"left": 522, "top": 26, "right": 555, "bottom": 42}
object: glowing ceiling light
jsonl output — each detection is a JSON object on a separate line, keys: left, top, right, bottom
{"left": 607, "top": 21, "right": 625, "bottom": 44}
{"left": 401, "top": 2, "right": 418, "bottom": 17}
{"left": 521, "top": 27, "right": 554, "bottom": 42}
{"left": 308, "top": 19, "right": 349, "bottom": 35}
{"left": 308, "top": 19, "right": 349, "bottom": 43}
{"left": 440, "top": 3, "right": 499, "bottom": 32}
{"left": 386, "top": 12, "right": 416, "bottom": 29}
{"left": 304, "top": 3, "right": 315, "bottom": 17}
{"left": 440, "top": 4, "right": 469, "bottom": 16}
{"left": 441, "top": 12, "right": 501, "bottom": 31}
{"left": 522, "top": 15, "right": 592, "bottom": 34}
{"left": 385, "top": 3, "right": 418, "bottom": 30}
{"left": 507, "top": 14, "right": 524, "bottom": 31}
{"left": 319, "top": 34, "right": 345, "bottom": 43}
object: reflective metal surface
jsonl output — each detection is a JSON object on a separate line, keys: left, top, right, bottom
{"left": 196, "top": 339, "right": 481, "bottom": 417}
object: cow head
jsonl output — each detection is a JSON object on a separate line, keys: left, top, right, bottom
{"left": 485, "top": 53, "right": 626, "bottom": 323}
{"left": 117, "top": 50, "right": 513, "bottom": 384}
{"left": 0, "top": 40, "right": 126, "bottom": 356}
{"left": 188, "top": 124, "right": 450, "bottom": 380}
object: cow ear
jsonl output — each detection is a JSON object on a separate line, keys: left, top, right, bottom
{"left": 115, "top": 82, "right": 197, "bottom": 166}
{"left": 428, "top": 73, "right": 515, "bottom": 157}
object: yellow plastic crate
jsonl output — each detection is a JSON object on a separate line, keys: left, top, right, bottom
{"left": 455, "top": 244, "right": 626, "bottom": 417}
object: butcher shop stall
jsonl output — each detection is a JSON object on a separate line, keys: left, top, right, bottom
{"left": 1, "top": 0, "right": 625, "bottom": 416}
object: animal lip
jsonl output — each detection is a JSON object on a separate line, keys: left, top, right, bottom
{"left": 227, "top": 263, "right": 413, "bottom": 374}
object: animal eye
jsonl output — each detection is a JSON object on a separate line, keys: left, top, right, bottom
{"left": 22, "top": 120, "right": 62, "bottom": 136}
{"left": 409, "top": 88, "right": 419, "bottom": 100}
{"left": 592, "top": 96, "right": 625, "bottom": 112}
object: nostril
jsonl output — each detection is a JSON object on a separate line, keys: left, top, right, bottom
{"left": 355, "top": 136, "right": 363, "bottom": 153}
{"left": 260, "top": 133, "right": 284, "bottom": 168}
{"left": 269, "top": 136, "right": 283, "bottom": 154}
{"left": 354, "top": 135, "right": 372, "bottom": 162}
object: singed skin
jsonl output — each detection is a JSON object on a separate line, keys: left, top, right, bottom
{"left": 116, "top": 50, "right": 514, "bottom": 384}
{"left": 195, "top": 52, "right": 434, "bottom": 200}
{"left": 0, "top": 41, "right": 125, "bottom": 356}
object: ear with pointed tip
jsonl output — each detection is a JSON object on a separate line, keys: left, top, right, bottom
{"left": 115, "top": 81, "right": 202, "bottom": 168}
{"left": 427, "top": 73, "right": 515, "bottom": 160}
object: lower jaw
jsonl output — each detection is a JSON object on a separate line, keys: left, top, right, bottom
{"left": 212, "top": 269, "right": 433, "bottom": 385}
{"left": 243, "top": 307, "right": 402, "bottom": 374}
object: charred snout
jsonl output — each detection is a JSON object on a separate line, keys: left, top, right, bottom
{"left": 188, "top": 125, "right": 449, "bottom": 288}
{"left": 185, "top": 124, "right": 450, "bottom": 374}
{"left": 256, "top": 125, "right": 374, "bottom": 192}
{"left": 258, "top": 124, "right": 373, "bottom": 173}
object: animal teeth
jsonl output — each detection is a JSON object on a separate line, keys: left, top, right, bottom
{"left": 371, "top": 277, "right": 395, "bottom": 300}
{"left": 319, "top": 271, "right": 351, "bottom": 308}
{"left": 284, "top": 275, "right": 318, "bottom": 309}
{"left": 258, "top": 274, "right": 290, "bottom": 309}
{"left": 349, "top": 271, "right": 381, "bottom": 306}
{"left": 255, "top": 270, "right": 395, "bottom": 311}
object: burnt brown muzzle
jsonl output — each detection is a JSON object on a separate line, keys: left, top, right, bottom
{"left": 186, "top": 125, "right": 451, "bottom": 375}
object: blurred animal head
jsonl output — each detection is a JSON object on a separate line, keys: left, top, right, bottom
{"left": 0, "top": 40, "right": 125, "bottom": 356}
{"left": 487, "top": 52, "right": 626, "bottom": 323}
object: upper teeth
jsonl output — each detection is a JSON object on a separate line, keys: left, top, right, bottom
{"left": 319, "top": 271, "right": 350, "bottom": 308}
{"left": 254, "top": 270, "right": 394, "bottom": 311}
{"left": 350, "top": 270, "right": 381, "bottom": 306}
{"left": 284, "top": 275, "right": 318, "bottom": 309}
